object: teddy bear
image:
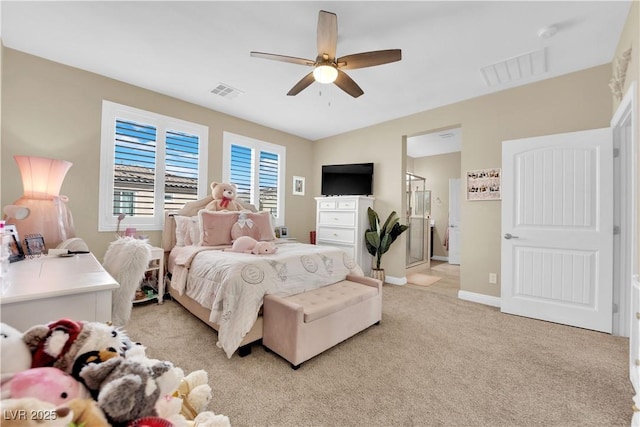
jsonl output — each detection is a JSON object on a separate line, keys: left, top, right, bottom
{"left": 224, "top": 236, "right": 278, "bottom": 255}
{"left": 205, "top": 182, "right": 243, "bottom": 211}
{"left": 1, "top": 366, "right": 90, "bottom": 406}
{"left": 65, "top": 398, "right": 111, "bottom": 427}
{"left": 0, "top": 323, "right": 32, "bottom": 380}
{"left": 78, "top": 354, "right": 175, "bottom": 425}
{"left": 0, "top": 397, "right": 73, "bottom": 427}
{"left": 173, "top": 369, "right": 212, "bottom": 420}
{"left": 23, "top": 318, "right": 131, "bottom": 375}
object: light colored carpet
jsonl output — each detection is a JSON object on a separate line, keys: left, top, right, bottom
{"left": 127, "top": 284, "right": 632, "bottom": 427}
{"left": 406, "top": 272, "right": 442, "bottom": 287}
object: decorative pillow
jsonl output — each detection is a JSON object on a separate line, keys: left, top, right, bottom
{"left": 174, "top": 215, "right": 200, "bottom": 246}
{"left": 231, "top": 212, "right": 261, "bottom": 241}
{"left": 198, "top": 211, "right": 240, "bottom": 246}
{"left": 246, "top": 212, "right": 276, "bottom": 241}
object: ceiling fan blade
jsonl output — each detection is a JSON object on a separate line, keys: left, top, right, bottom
{"left": 337, "top": 49, "right": 402, "bottom": 70}
{"left": 287, "top": 72, "right": 316, "bottom": 96}
{"left": 250, "top": 51, "right": 315, "bottom": 67}
{"left": 317, "top": 10, "right": 337, "bottom": 59}
{"left": 334, "top": 69, "right": 364, "bottom": 98}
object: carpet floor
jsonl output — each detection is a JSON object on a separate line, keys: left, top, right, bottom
{"left": 127, "top": 284, "right": 632, "bottom": 427}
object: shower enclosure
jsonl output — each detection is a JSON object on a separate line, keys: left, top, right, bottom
{"left": 406, "top": 172, "right": 429, "bottom": 267}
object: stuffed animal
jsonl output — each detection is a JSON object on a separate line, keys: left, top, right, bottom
{"left": 64, "top": 398, "right": 111, "bottom": 427}
{"left": 0, "top": 323, "right": 32, "bottom": 379}
{"left": 205, "top": 182, "right": 243, "bottom": 211}
{"left": 23, "top": 318, "right": 130, "bottom": 374}
{"left": 192, "top": 411, "right": 232, "bottom": 427}
{"left": 0, "top": 398, "right": 73, "bottom": 427}
{"left": 230, "top": 211, "right": 260, "bottom": 241}
{"left": 78, "top": 355, "right": 175, "bottom": 425}
{"left": 173, "top": 370, "right": 212, "bottom": 420}
{"left": 224, "top": 236, "right": 278, "bottom": 255}
{"left": 1, "top": 366, "right": 90, "bottom": 406}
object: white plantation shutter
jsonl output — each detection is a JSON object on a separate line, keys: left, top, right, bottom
{"left": 100, "top": 101, "right": 208, "bottom": 231}
{"left": 223, "top": 132, "right": 285, "bottom": 226}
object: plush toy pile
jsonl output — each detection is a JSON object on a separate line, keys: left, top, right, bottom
{"left": 0, "top": 321, "right": 231, "bottom": 427}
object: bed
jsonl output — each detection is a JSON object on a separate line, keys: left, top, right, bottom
{"left": 162, "top": 197, "right": 365, "bottom": 358}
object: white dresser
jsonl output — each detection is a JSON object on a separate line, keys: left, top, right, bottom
{"left": 315, "top": 196, "right": 374, "bottom": 276}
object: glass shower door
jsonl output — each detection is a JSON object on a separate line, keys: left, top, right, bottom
{"left": 406, "top": 173, "right": 426, "bottom": 266}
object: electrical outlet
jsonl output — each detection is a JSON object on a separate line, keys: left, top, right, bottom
{"left": 489, "top": 273, "right": 497, "bottom": 284}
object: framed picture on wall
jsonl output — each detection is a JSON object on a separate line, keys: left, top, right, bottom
{"left": 466, "top": 168, "right": 501, "bottom": 201}
{"left": 293, "top": 176, "right": 305, "bottom": 196}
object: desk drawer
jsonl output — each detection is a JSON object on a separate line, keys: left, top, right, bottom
{"left": 317, "top": 227, "right": 355, "bottom": 244}
{"left": 318, "top": 211, "right": 356, "bottom": 227}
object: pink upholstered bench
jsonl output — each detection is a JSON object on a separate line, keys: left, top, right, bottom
{"left": 262, "top": 274, "right": 382, "bottom": 369}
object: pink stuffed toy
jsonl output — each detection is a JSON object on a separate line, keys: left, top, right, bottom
{"left": 224, "top": 236, "right": 278, "bottom": 255}
{"left": 2, "top": 366, "right": 90, "bottom": 406}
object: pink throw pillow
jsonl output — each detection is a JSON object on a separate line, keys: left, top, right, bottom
{"left": 246, "top": 212, "right": 276, "bottom": 241}
{"left": 198, "top": 211, "right": 239, "bottom": 246}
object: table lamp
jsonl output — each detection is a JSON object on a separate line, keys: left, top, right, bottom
{"left": 5, "top": 155, "right": 76, "bottom": 249}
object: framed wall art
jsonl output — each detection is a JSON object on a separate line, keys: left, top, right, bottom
{"left": 466, "top": 168, "right": 501, "bottom": 201}
{"left": 293, "top": 176, "right": 305, "bottom": 196}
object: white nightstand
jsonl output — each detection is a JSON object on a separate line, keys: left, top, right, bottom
{"left": 133, "top": 246, "right": 165, "bottom": 305}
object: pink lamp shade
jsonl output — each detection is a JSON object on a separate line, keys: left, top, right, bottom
{"left": 7, "top": 156, "right": 76, "bottom": 250}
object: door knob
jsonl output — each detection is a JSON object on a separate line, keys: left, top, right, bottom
{"left": 504, "top": 233, "right": 519, "bottom": 240}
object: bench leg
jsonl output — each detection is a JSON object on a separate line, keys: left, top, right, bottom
{"left": 375, "top": 320, "right": 380, "bottom": 325}
{"left": 291, "top": 363, "right": 300, "bottom": 370}
{"left": 238, "top": 344, "right": 252, "bottom": 357}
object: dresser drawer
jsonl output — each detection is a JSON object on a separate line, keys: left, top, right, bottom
{"left": 317, "top": 226, "right": 355, "bottom": 244}
{"left": 318, "top": 200, "right": 336, "bottom": 210}
{"left": 318, "top": 211, "right": 356, "bottom": 227}
{"left": 337, "top": 200, "right": 357, "bottom": 210}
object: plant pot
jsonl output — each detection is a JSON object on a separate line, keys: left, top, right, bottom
{"left": 371, "top": 268, "right": 385, "bottom": 284}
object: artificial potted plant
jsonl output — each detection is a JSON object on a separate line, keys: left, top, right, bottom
{"left": 364, "top": 207, "right": 409, "bottom": 283}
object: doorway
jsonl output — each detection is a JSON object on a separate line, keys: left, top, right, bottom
{"left": 406, "top": 126, "right": 462, "bottom": 292}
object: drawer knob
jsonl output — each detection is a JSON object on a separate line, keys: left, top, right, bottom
{"left": 636, "top": 312, "right": 640, "bottom": 320}
{"left": 333, "top": 233, "right": 338, "bottom": 237}
{"left": 636, "top": 359, "right": 640, "bottom": 366}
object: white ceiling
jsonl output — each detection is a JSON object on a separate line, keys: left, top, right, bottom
{"left": 0, "top": 1, "right": 631, "bottom": 142}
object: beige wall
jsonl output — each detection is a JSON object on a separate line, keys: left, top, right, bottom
{"left": 1, "top": 48, "right": 315, "bottom": 261}
{"left": 314, "top": 64, "right": 612, "bottom": 296}
{"left": 412, "top": 151, "right": 461, "bottom": 259}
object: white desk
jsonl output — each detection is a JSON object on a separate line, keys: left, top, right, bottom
{"left": 1, "top": 254, "right": 119, "bottom": 332}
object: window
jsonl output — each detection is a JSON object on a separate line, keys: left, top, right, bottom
{"left": 99, "top": 101, "right": 209, "bottom": 231}
{"left": 223, "top": 132, "right": 286, "bottom": 226}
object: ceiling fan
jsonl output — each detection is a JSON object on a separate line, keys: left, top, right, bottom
{"left": 250, "top": 10, "right": 402, "bottom": 98}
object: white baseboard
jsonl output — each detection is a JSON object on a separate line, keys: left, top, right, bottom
{"left": 385, "top": 275, "right": 407, "bottom": 286}
{"left": 458, "top": 290, "right": 501, "bottom": 308}
{"left": 431, "top": 256, "right": 448, "bottom": 262}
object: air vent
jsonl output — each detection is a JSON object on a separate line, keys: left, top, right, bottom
{"left": 480, "top": 48, "right": 547, "bottom": 87}
{"left": 211, "top": 83, "right": 244, "bottom": 99}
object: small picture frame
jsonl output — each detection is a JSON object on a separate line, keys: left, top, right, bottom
{"left": 466, "top": 168, "right": 501, "bottom": 201}
{"left": 293, "top": 176, "right": 305, "bottom": 196}
{"left": 8, "top": 234, "right": 25, "bottom": 263}
{"left": 24, "top": 235, "right": 46, "bottom": 256}
{"left": 279, "top": 226, "right": 289, "bottom": 238}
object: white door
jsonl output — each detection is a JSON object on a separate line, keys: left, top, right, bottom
{"left": 501, "top": 128, "right": 613, "bottom": 333}
{"left": 448, "top": 178, "right": 461, "bottom": 265}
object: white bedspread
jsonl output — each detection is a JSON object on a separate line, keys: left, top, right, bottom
{"left": 169, "top": 241, "right": 364, "bottom": 358}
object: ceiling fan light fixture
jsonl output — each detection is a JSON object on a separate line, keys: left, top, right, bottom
{"left": 313, "top": 65, "right": 338, "bottom": 84}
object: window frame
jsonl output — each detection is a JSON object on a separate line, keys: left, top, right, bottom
{"left": 99, "top": 100, "right": 209, "bottom": 232}
{"left": 222, "top": 131, "right": 286, "bottom": 226}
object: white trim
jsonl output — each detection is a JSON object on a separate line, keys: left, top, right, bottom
{"left": 458, "top": 290, "right": 501, "bottom": 308}
{"left": 384, "top": 275, "right": 407, "bottom": 286}
{"left": 431, "top": 255, "right": 448, "bottom": 262}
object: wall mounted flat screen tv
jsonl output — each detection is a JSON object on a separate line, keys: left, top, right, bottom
{"left": 321, "top": 163, "right": 374, "bottom": 196}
